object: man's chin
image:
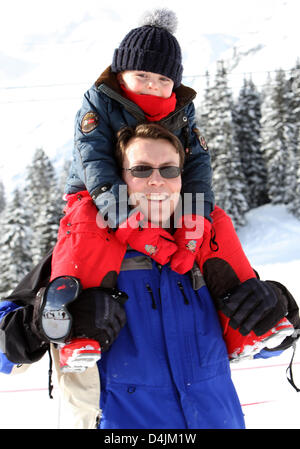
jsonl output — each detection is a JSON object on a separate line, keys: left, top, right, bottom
{"left": 142, "top": 211, "right": 172, "bottom": 229}
{"left": 137, "top": 198, "right": 176, "bottom": 228}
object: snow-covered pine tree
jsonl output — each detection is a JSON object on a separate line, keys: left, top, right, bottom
{"left": 0, "top": 188, "right": 32, "bottom": 296}
{"left": 286, "top": 60, "right": 300, "bottom": 153}
{"left": 260, "top": 69, "right": 291, "bottom": 204}
{"left": 233, "top": 78, "right": 269, "bottom": 208}
{"left": 57, "top": 158, "right": 71, "bottom": 214}
{"left": 208, "top": 61, "right": 249, "bottom": 228}
{"left": 25, "top": 148, "right": 60, "bottom": 265}
{"left": 284, "top": 61, "right": 300, "bottom": 206}
{"left": 284, "top": 137, "right": 298, "bottom": 206}
{"left": 0, "top": 179, "right": 6, "bottom": 215}
{"left": 287, "top": 127, "right": 300, "bottom": 219}
{"left": 196, "top": 71, "right": 214, "bottom": 144}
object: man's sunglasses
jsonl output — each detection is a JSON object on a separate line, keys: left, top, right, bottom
{"left": 123, "top": 165, "right": 182, "bottom": 179}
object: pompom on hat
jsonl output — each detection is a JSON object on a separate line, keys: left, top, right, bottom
{"left": 111, "top": 9, "right": 183, "bottom": 88}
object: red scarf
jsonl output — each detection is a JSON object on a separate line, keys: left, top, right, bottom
{"left": 120, "top": 85, "right": 177, "bottom": 122}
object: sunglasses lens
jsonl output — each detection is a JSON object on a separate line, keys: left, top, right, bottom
{"left": 159, "top": 166, "right": 181, "bottom": 178}
{"left": 131, "top": 166, "right": 153, "bottom": 178}
{"left": 130, "top": 166, "right": 181, "bottom": 179}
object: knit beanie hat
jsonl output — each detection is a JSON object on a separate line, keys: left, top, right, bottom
{"left": 111, "top": 9, "right": 183, "bottom": 88}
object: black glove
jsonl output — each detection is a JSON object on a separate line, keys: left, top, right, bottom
{"left": 67, "top": 287, "right": 128, "bottom": 351}
{"left": 0, "top": 304, "right": 49, "bottom": 364}
{"left": 215, "top": 278, "right": 288, "bottom": 336}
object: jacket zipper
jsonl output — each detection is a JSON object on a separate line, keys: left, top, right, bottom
{"left": 177, "top": 281, "right": 190, "bottom": 305}
{"left": 98, "top": 84, "right": 146, "bottom": 120}
{"left": 146, "top": 284, "right": 157, "bottom": 310}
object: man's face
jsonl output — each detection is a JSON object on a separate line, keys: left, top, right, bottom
{"left": 118, "top": 71, "right": 174, "bottom": 98}
{"left": 122, "top": 137, "right": 182, "bottom": 227}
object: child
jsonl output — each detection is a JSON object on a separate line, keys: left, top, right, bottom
{"left": 52, "top": 8, "right": 213, "bottom": 287}
{"left": 50, "top": 9, "right": 294, "bottom": 363}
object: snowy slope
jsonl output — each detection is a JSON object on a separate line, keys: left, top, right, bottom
{"left": 237, "top": 204, "right": 300, "bottom": 297}
{"left": 234, "top": 205, "right": 300, "bottom": 430}
{"left": 0, "top": 204, "right": 300, "bottom": 429}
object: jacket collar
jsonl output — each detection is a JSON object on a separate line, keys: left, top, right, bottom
{"left": 94, "top": 66, "right": 197, "bottom": 110}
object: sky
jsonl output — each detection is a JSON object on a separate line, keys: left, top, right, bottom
{"left": 1, "top": 0, "right": 297, "bottom": 83}
{"left": 0, "top": 0, "right": 299, "bottom": 194}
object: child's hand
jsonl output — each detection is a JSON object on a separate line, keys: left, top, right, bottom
{"left": 171, "top": 216, "right": 211, "bottom": 274}
{"left": 115, "top": 211, "right": 177, "bottom": 265}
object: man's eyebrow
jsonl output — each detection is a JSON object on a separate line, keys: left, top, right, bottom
{"left": 130, "top": 160, "right": 178, "bottom": 166}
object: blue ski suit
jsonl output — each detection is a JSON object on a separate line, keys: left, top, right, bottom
{"left": 98, "top": 249, "right": 245, "bottom": 429}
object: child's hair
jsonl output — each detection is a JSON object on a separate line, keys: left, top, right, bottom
{"left": 115, "top": 123, "right": 185, "bottom": 169}
{"left": 111, "top": 9, "right": 183, "bottom": 88}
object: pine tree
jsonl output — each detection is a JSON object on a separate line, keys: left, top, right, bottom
{"left": 25, "top": 148, "right": 60, "bottom": 265}
{"left": 208, "top": 61, "right": 249, "bottom": 228}
{"left": 284, "top": 61, "right": 300, "bottom": 206}
{"left": 0, "top": 188, "right": 32, "bottom": 296}
{"left": 287, "top": 60, "right": 300, "bottom": 154}
{"left": 57, "top": 159, "right": 71, "bottom": 214}
{"left": 233, "top": 78, "right": 269, "bottom": 208}
{"left": 260, "top": 70, "right": 291, "bottom": 204}
{"left": 196, "top": 71, "right": 214, "bottom": 143}
{"left": 284, "top": 139, "right": 298, "bottom": 205}
{"left": 287, "top": 127, "right": 300, "bottom": 219}
{"left": 25, "top": 148, "right": 55, "bottom": 218}
{"left": 0, "top": 179, "right": 6, "bottom": 215}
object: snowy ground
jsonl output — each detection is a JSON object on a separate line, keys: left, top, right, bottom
{"left": 0, "top": 204, "right": 300, "bottom": 429}
{"left": 233, "top": 204, "right": 300, "bottom": 429}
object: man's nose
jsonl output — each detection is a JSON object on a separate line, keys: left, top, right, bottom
{"left": 148, "top": 169, "right": 165, "bottom": 185}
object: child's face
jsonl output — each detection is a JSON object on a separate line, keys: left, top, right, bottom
{"left": 118, "top": 70, "right": 174, "bottom": 98}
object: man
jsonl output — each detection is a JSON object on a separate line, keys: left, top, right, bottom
{"left": 95, "top": 123, "right": 245, "bottom": 429}
{"left": 0, "top": 124, "right": 299, "bottom": 429}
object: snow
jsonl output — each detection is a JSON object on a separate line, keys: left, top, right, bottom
{"left": 233, "top": 205, "right": 300, "bottom": 429}
{"left": 1, "top": 203, "right": 300, "bottom": 429}
{"left": 1, "top": 0, "right": 300, "bottom": 430}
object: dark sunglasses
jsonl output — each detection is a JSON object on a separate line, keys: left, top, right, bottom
{"left": 123, "top": 165, "right": 182, "bottom": 179}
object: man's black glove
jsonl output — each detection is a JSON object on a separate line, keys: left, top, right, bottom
{"left": 67, "top": 287, "right": 128, "bottom": 351}
{"left": 215, "top": 278, "right": 288, "bottom": 336}
{"left": 0, "top": 304, "right": 49, "bottom": 364}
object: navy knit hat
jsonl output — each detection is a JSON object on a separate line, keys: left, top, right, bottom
{"left": 111, "top": 9, "right": 183, "bottom": 88}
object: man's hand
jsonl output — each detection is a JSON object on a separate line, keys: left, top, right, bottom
{"left": 66, "top": 287, "right": 128, "bottom": 351}
{"left": 215, "top": 278, "right": 288, "bottom": 336}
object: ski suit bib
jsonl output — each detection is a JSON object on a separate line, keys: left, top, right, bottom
{"left": 97, "top": 249, "right": 245, "bottom": 429}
